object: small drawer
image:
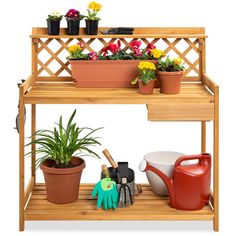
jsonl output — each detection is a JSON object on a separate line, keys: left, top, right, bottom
{"left": 148, "top": 103, "right": 214, "bottom": 121}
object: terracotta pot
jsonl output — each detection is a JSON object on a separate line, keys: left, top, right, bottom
{"left": 70, "top": 60, "right": 157, "bottom": 88}
{"left": 138, "top": 79, "right": 155, "bottom": 95}
{"left": 158, "top": 71, "right": 184, "bottom": 94}
{"left": 40, "top": 157, "right": 85, "bottom": 204}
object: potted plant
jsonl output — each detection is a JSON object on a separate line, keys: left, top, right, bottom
{"left": 47, "top": 11, "right": 63, "bottom": 35}
{"left": 68, "top": 40, "right": 164, "bottom": 88}
{"left": 65, "top": 9, "right": 84, "bottom": 35}
{"left": 25, "top": 110, "right": 102, "bottom": 204}
{"left": 157, "top": 57, "right": 185, "bottom": 94}
{"left": 131, "top": 61, "right": 156, "bottom": 95}
{"left": 85, "top": 1, "right": 102, "bottom": 35}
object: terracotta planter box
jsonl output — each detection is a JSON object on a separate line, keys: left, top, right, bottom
{"left": 70, "top": 60, "right": 157, "bottom": 88}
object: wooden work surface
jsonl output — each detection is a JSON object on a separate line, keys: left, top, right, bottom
{"left": 24, "top": 82, "right": 214, "bottom": 104}
{"left": 25, "top": 184, "right": 214, "bottom": 221}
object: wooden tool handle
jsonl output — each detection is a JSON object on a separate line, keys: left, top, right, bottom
{"left": 101, "top": 164, "right": 110, "bottom": 178}
{"left": 102, "top": 149, "right": 118, "bottom": 169}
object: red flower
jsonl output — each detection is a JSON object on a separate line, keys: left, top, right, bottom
{"left": 130, "top": 40, "right": 142, "bottom": 49}
{"left": 117, "top": 39, "right": 121, "bottom": 48}
{"left": 102, "top": 41, "right": 121, "bottom": 56}
{"left": 147, "top": 43, "right": 156, "bottom": 53}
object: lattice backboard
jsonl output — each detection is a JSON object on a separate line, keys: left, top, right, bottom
{"left": 31, "top": 27, "right": 206, "bottom": 81}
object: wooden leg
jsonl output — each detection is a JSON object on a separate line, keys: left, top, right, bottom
{"left": 19, "top": 87, "right": 25, "bottom": 231}
{"left": 31, "top": 104, "right": 36, "bottom": 184}
{"left": 201, "top": 121, "right": 206, "bottom": 153}
{"left": 213, "top": 87, "right": 219, "bottom": 231}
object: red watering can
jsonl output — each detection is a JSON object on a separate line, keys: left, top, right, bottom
{"left": 139, "top": 153, "right": 211, "bottom": 210}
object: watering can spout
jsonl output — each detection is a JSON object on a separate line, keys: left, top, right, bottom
{"left": 139, "top": 160, "right": 176, "bottom": 207}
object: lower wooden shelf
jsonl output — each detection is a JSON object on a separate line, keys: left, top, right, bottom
{"left": 25, "top": 183, "right": 214, "bottom": 221}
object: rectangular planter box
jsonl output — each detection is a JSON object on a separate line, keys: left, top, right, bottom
{"left": 69, "top": 60, "right": 157, "bottom": 88}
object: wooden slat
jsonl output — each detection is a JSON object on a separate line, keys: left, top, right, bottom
{"left": 202, "top": 74, "right": 218, "bottom": 94}
{"left": 24, "top": 177, "right": 35, "bottom": 206}
{"left": 21, "top": 75, "right": 34, "bottom": 94}
{"left": 25, "top": 184, "right": 213, "bottom": 221}
{"left": 31, "top": 27, "right": 207, "bottom": 38}
{"left": 24, "top": 83, "right": 214, "bottom": 105}
{"left": 19, "top": 86, "right": 25, "bottom": 231}
{"left": 213, "top": 86, "right": 219, "bottom": 231}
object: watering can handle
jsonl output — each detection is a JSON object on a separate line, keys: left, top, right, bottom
{"left": 175, "top": 153, "right": 211, "bottom": 167}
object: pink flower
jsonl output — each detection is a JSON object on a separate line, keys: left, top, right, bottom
{"left": 65, "top": 9, "right": 80, "bottom": 18}
{"left": 77, "top": 42, "right": 83, "bottom": 49}
{"left": 89, "top": 52, "right": 98, "bottom": 60}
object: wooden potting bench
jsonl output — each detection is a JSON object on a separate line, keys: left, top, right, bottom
{"left": 18, "top": 27, "right": 219, "bottom": 231}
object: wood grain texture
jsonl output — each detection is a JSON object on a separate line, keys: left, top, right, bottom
{"left": 31, "top": 27, "right": 206, "bottom": 38}
{"left": 23, "top": 83, "right": 214, "bottom": 106}
{"left": 148, "top": 103, "right": 214, "bottom": 121}
{"left": 213, "top": 86, "right": 219, "bottom": 231}
{"left": 19, "top": 86, "right": 25, "bottom": 231}
{"left": 25, "top": 184, "right": 213, "bottom": 221}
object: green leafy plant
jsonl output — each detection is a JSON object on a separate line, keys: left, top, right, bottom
{"left": 47, "top": 11, "right": 63, "bottom": 21}
{"left": 157, "top": 56, "right": 185, "bottom": 72}
{"left": 131, "top": 61, "right": 156, "bottom": 85}
{"left": 25, "top": 110, "right": 102, "bottom": 168}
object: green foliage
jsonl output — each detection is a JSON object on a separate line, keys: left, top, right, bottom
{"left": 136, "top": 69, "right": 156, "bottom": 85}
{"left": 25, "top": 110, "right": 102, "bottom": 168}
{"left": 47, "top": 12, "right": 63, "bottom": 21}
{"left": 157, "top": 57, "right": 185, "bottom": 72}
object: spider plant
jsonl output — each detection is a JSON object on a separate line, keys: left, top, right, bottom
{"left": 25, "top": 109, "right": 102, "bottom": 168}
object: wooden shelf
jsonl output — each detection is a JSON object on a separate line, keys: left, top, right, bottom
{"left": 25, "top": 184, "right": 214, "bottom": 221}
{"left": 30, "top": 27, "right": 207, "bottom": 39}
{"left": 24, "top": 82, "right": 214, "bottom": 104}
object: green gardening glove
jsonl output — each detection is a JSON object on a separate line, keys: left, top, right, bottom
{"left": 92, "top": 178, "right": 118, "bottom": 210}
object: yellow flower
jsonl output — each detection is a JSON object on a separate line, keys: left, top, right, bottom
{"left": 68, "top": 44, "right": 82, "bottom": 53}
{"left": 150, "top": 49, "right": 164, "bottom": 59}
{"left": 88, "top": 1, "right": 102, "bottom": 11}
{"left": 138, "top": 61, "right": 156, "bottom": 71}
{"left": 174, "top": 57, "right": 183, "bottom": 65}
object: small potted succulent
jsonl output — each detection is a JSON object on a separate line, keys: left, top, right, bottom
{"left": 85, "top": 1, "right": 102, "bottom": 35}
{"left": 65, "top": 9, "right": 84, "bottom": 35}
{"left": 157, "top": 57, "right": 185, "bottom": 94}
{"left": 47, "top": 11, "right": 63, "bottom": 35}
{"left": 131, "top": 61, "right": 157, "bottom": 95}
{"left": 25, "top": 110, "right": 102, "bottom": 204}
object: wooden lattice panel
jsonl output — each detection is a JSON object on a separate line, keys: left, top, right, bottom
{"left": 31, "top": 27, "right": 206, "bottom": 81}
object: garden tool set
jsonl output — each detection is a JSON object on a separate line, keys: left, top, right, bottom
{"left": 92, "top": 149, "right": 135, "bottom": 209}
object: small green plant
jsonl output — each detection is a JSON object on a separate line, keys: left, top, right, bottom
{"left": 67, "top": 43, "right": 89, "bottom": 60}
{"left": 25, "top": 110, "right": 102, "bottom": 168}
{"left": 157, "top": 57, "right": 185, "bottom": 72}
{"left": 131, "top": 61, "right": 156, "bottom": 85}
{"left": 47, "top": 11, "right": 63, "bottom": 21}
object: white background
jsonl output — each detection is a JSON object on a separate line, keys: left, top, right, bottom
{"left": 0, "top": 0, "right": 235, "bottom": 235}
